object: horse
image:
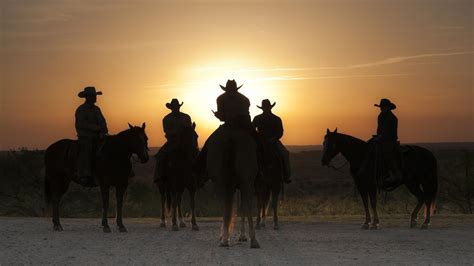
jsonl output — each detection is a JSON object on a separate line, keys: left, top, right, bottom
{"left": 156, "top": 123, "right": 200, "bottom": 231}
{"left": 44, "top": 123, "right": 149, "bottom": 232}
{"left": 205, "top": 126, "right": 260, "bottom": 248}
{"left": 255, "top": 140, "right": 284, "bottom": 230}
{"left": 321, "top": 128, "right": 437, "bottom": 229}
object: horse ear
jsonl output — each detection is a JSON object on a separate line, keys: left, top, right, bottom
{"left": 128, "top": 123, "right": 133, "bottom": 129}
{"left": 142, "top": 122, "right": 146, "bottom": 129}
{"left": 334, "top": 128, "right": 338, "bottom": 133}
{"left": 192, "top": 122, "right": 196, "bottom": 129}
{"left": 326, "top": 128, "right": 330, "bottom": 134}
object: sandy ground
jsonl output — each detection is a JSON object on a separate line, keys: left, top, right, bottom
{"left": 1, "top": 216, "right": 473, "bottom": 265}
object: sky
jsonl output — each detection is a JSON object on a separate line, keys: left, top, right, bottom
{"left": 1, "top": 0, "right": 473, "bottom": 149}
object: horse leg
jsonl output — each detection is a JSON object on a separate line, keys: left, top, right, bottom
{"left": 421, "top": 199, "right": 432, "bottom": 230}
{"left": 51, "top": 194, "right": 64, "bottom": 232}
{"left": 368, "top": 189, "right": 379, "bottom": 230}
{"left": 406, "top": 183, "right": 424, "bottom": 228}
{"left": 255, "top": 186, "right": 262, "bottom": 230}
{"left": 261, "top": 188, "right": 270, "bottom": 228}
{"left": 241, "top": 190, "right": 260, "bottom": 249}
{"left": 160, "top": 191, "right": 166, "bottom": 228}
{"left": 171, "top": 193, "right": 179, "bottom": 231}
{"left": 100, "top": 186, "right": 111, "bottom": 233}
{"left": 115, "top": 185, "right": 127, "bottom": 232}
{"left": 359, "top": 188, "right": 371, "bottom": 229}
{"left": 238, "top": 208, "right": 247, "bottom": 242}
{"left": 272, "top": 185, "right": 280, "bottom": 230}
{"left": 178, "top": 192, "right": 186, "bottom": 228}
{"left": 189, "top": 190, "right": 199, "bottom": 231}
{"left": 220, "top": 191, "right": 233, "bottom": 247}
{"left": 51, "top": 180, "right": 67, "bottom": 232}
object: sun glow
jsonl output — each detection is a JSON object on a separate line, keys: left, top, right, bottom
{"left": 148, "top": 58, "right": 292, "bottom": 144}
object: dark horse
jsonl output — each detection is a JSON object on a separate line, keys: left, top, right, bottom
{"left": 156, "top": 123, "right": 200, "bottom": 231}
{"left": 255, "top": 140, "right": 284, "bottom": 230}
{"left": 321, "top": 128, "right": 437, "bottom": 229}
{"left": 206, "top": 126, "right": 260, "bottom": 248}
{"left": 44, "top": 123, "right": 149, "bottom": 232}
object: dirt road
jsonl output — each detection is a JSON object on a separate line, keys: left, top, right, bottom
{"left": 1, "top": 216, "right": 473, "bottom": 265}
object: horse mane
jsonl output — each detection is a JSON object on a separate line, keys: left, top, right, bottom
{"left": 335, "top": 133, "right": 367, "bottom": 147}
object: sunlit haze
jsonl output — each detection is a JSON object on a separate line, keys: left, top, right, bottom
{"left": 1, "top": 0, "right": 472, "bottom": 149}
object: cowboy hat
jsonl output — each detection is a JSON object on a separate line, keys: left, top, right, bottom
{"left": 257, "top": 99, "right": 276, "bottom": 110}
{"left": 166, "top": 98, "right": 183, "bottom": 109}
{"left": 78, "top": 86, "right": 102, "bottom": 98}
{"left": 219, "top": 79, "right": 243, "bottom": 91}
{"left": 374, "top": 98, "right": 396, "bottom": 110}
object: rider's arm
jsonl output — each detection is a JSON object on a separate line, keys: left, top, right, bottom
{"left": 95, "top": 107, "right": 108, "bottom": 134}
{"left": 275, "top": 117, "right": 284, "bottom": 140}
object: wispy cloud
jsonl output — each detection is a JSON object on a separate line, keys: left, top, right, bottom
{"left": 192, "top": 51, "right": 474, "bottom": 73}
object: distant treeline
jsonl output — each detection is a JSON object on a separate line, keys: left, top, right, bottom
{"left": 0, "top": 147, "right": 473, "bottom": 217}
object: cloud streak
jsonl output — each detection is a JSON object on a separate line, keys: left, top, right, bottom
{"left": 192, "top": 51, "right": 474, "bottom": 73}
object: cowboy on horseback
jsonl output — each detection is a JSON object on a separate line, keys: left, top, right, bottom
{"left": 75, "top": 86, "right": 108, "bottom": 187}
{"left": 154, "top": 98, "right": 193, "bottom": 186}
{"left": 371, "top": 98, "right": 402, "bottom": 188}
{"left": 253, "top": 99, "right": 291, "bottom": 183}
{"left": 195, "top": 80, "right": 262, "bottom": 182}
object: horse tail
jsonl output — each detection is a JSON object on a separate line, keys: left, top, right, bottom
{"left": 425, "top": 155, "right": 438, "bottom": 203}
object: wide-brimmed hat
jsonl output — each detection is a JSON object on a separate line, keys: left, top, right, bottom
{"left": 257, "top": 99, "right": 276, "bottom": 110}
{"left": 220, "top": 79, "right": 243, "bottom": 91}
{"left": 166, "top": 98, "right": 183, "bottom": 110}
{"left": 374, "top": 98, "right": 396, "bottom": 110}
{"left": 78, "top": 86, "right": 102, "bottom": 98}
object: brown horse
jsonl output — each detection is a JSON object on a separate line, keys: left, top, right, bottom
{"left": 255, "top": 140, "right": 284, "bottom": 230}
{"left": 44, "top": 123, "right": 149, "bottom": 232}
{"left": 205, "top": 126, "right": 260, "bottom": 248}
{"left": 321, "top": 128, "right": 437, "bottom": 229}
{"left": 156, "top": 123, "right": 200, "bottom": 231}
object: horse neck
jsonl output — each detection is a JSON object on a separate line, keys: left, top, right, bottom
{"left": 178, "top": 130, "right": 197, "bottom": 156}
{"left": 335, "top": 133, "right": 368, "bottom": 169}
{"left": 106, "top": 131, "right": 133, "bottom": 159}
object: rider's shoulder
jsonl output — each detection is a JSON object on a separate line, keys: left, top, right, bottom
{"left": 75, "top": 103, "right": 91, "bottom": 112}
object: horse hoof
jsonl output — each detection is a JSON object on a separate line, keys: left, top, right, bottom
{"left": 274, "top": 224, "right": 280, "bottom": 230}
{"left": 159, "top": 222, "right": 166, "bottom": 228}
{"left": 53, "top": 225, "right": 63, "bottom": 232}
{"left": 180, "top": 222, "right": 187, "bottom": 228}
{"left": 103, "top": 227, "right": 111, "bottom": 233}
{"left": 410, "top": 221, "right": 417, "bottom": 229}
{"left": 370, "top": 224, "right": 379, "bottom": 230}
{"left": 172, "top": 225, "right": 179, "bottom": 231}
{"left": 118, "top": 226, "right": 128, "bottom": 233}
{"left": 420, "top": 223, "right": 429, "bottom": 230}
{"left": 192, "top": 224, "right": 200, "bottom": 231}
{"left": 361, "top": 223, "right": 370, "bottom": 230}
{"left": 238, "top": 235, "right": 248, "bottom": 242}
{"left": 220, "top": 239, "right": 229, "bottom": 247}
{"left": 250, "top": 239, "right": 260, "bottom": 249}
{"left": 255, "top": 224, "right": 261, "bottom": 230}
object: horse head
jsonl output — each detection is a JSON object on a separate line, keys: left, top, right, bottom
{"left": 127, "top": 122, "right": 150, "bottom": 163}
{"left": 178, "top": 122, "right": 199, "bottom": 160}
{"left": 321, "top": 128, "right": 339, "bottom": 166}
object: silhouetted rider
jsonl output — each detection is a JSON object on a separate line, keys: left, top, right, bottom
{"left": 154, "top": 99, "right": 192, "bottom": 186}
{"left": 253, "top": 99, "right": 292, "bottom": 183}
{"left": 75, "top": 86, "right": 108, "bottom": 187}
{"left": 371, "top": 98, "right": 401, "bottom": 188}
{"left": 194, "top": 80, "right": 261, "bottom": 183}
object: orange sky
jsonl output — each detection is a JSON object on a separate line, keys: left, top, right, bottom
{"left": 1, "top": 0, "right": 473, "bottom": 149}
